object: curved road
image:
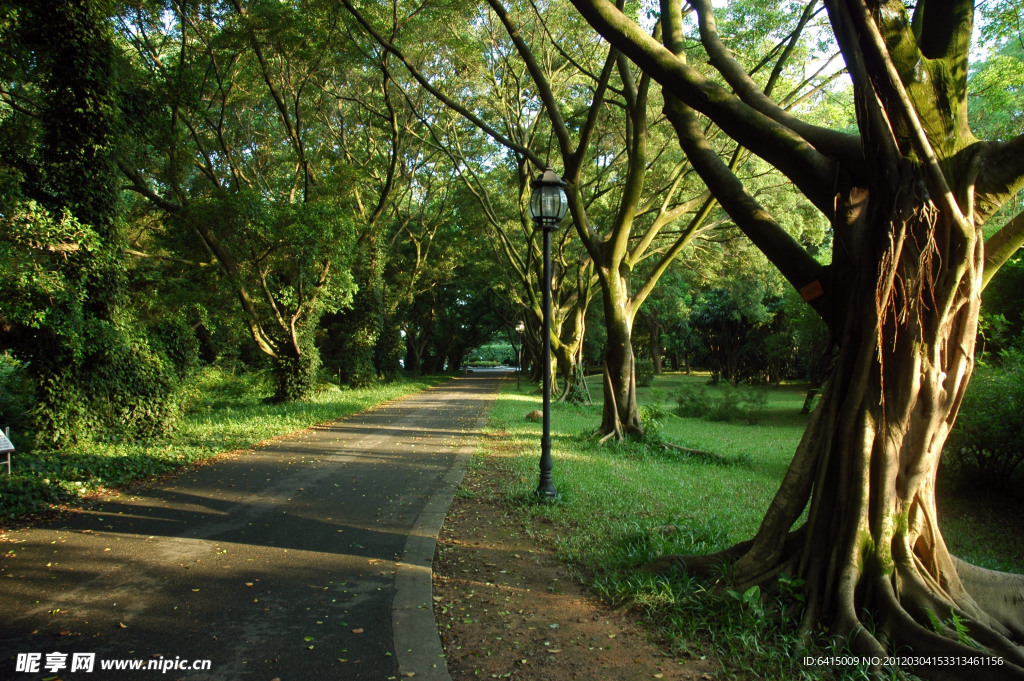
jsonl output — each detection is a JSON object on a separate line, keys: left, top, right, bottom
{"left": 0, "top": 374, "right": 505, "bottom": 680}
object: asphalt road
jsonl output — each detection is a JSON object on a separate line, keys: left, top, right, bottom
{"left": 0, "top": 373, "right": 505, "bottom": 681}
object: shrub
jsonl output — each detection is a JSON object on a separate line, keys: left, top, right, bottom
{"left": 635, "top": 359, "right": 655, "bottom": 387}
{"left": 639, "top": 404, "right": 668, "bottom": 444}
{"left": 945, "top": 350, "right": 1024, "bottom": 489}
{"left": 674, "top": 384, "right": 709, "bottom": 418}
{"left": 150, "top": 316, "right": 201, "bottom": 379}
{"left": 0, "top": 354, "right": 35, "bottom": 436}
{"left": 83, "top": 322, "right": 180, "bottom": 440}
{"left": 674, "top": 383, "right": 768, "bottom": 424}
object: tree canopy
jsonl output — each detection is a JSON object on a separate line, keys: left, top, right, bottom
{"left": 2, "top": 0, "right": 1024, "bottom": 675}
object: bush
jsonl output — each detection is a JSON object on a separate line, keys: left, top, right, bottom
{"left": 635, "top": 359, "right": 655, "bottom": 387}
{"left": 27, "top": 321, "right": 182, "bottom": 446}
{"left": 675, "top": 383, "right": 768, "bottom": 424}
{"left": 945, "top": 350, "right": 1024, "bottom": 489}
{"left": 150, "top": 316, "right": 201, "bottom": 379}
{"left": 674, "top": 384, "right": 709, "bottom": 418}
{"left": 468, "top": 340, "right": 515, "bottom": 366}
{"left": 0, "top": 354, "right": 35, "bottom": 436}
{"left": 639, "top": 404, "right": 668, "bottom": 444}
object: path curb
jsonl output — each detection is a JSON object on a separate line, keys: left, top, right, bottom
{"left": 392, "top": 382, "right": 493, "bottom": 681}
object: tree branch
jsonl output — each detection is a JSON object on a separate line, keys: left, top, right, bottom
{"left": 337, "top": 0, "right": 544, "bottom": 168}
{"left": 690, "top": 0, "right": 860, "bottom": 167}
{"left": 974, "top": 134, "right": 1024, "bottom": 225}
{"left": 983, "top": 211, "right": 1024, "bottom": 290}
{"left": 662, "top": 80, "right": 823, "bottom": 310}
{"left": 567, "top": 0, "right": 841, "bottom": 218}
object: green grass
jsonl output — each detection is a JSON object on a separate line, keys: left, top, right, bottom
{"left": 0, "top": 365, "right": 451, "bottom": 521}
{"left": 479, "top": 371, "right": 1023, "bottom": 680}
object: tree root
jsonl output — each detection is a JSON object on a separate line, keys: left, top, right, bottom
{"left": 639, "top": 538, "right": 753, "bottom": 578}
{"left": 955, "top": 557, "right": 1024, "bottom": 641}
{"left": 873, "top": 572, "right": 1024, "bottom": 681}
{"left": 661, "top": 442, "right": 727, "bottom": 461}
{"left": 640, "top": 526, "right": 1024, "bottom": 680}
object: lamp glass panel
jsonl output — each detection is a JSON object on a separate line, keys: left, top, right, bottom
{"left": 530, "top": 185, "right": 568, "bottom": 221}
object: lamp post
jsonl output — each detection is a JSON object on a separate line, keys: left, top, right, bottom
{"left": 515, "top": 320, "right": 525, "bottom": 390}
{"left": 528, "top": 167, "right": 568, "bottom": 499}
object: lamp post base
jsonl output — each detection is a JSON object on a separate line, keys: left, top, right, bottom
{"left": 536, "top": 434, "right": 557, "bottom": 499}
{"left": 534, "top": 485, "right": 558, "bottom": 500}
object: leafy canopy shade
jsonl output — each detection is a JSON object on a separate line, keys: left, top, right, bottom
{"left": 528, "top": 168, "right": 569, "bottom": 224}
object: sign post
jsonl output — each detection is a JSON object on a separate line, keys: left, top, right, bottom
{"left": 1, "top": 428, "right": 13, "bottom": 475}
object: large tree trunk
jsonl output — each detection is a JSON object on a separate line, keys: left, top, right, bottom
{"left": 567, "top": 0, "right": 1024, "bottom": 672}
{"left": 658, "top": 175, "right": 1024, "bottom": 676}
{"left": 271, "top": 336, "right": 320, "bottom": 402}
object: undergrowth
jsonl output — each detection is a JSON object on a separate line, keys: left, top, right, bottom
{"left": 482, "top": 373, "right": 1012, "bottom": 680}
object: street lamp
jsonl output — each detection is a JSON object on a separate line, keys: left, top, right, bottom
{"left": 528, "top": 167, "right": 568, "bottom": 499}
{"left": 515, "top": 320, "right": 525, "bottom": 390}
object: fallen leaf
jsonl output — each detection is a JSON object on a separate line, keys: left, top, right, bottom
{"left": 351, "top": 628, "right": 364, "bottom": 634}
{"left": 118, "top": 622, "right": 127, "bottom": 629}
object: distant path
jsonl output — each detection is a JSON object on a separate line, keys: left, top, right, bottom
{"left": 0, "top": 373, "right": 506, "bottom": 680}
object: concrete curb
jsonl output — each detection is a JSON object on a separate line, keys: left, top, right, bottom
{"left": 392, "top": 393, "right": 492, "bottom": 681}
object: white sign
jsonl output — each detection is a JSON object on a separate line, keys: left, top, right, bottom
{"left": 0, "top": 430, "right": 13, "bottom": 452}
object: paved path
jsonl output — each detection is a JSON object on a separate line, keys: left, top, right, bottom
{"left": 0, "top": 374, "right": 505, "bottom": 680}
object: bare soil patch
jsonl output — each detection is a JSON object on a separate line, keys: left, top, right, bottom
{"left": 432, "top": 445, "right": 719, "bottom": 681}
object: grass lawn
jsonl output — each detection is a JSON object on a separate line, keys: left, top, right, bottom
{"left": 477, "top": 371, "right": 1023, "bottom": 680}
{"left": 0, "top": 365, "right": 451, "bottom": 521}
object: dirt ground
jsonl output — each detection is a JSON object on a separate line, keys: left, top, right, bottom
{"left": 432, "top": 445, "right": 720, "bottom": 681}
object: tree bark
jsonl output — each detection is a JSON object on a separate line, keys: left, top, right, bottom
{"left": 598, "top": 278, "right": 642, "bottom": 439}
{"left": 666, "top": 172, "right": 1024, "bottom": 675}
{"left": 643, "top": 312, "right": 664, "bottom": 375}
